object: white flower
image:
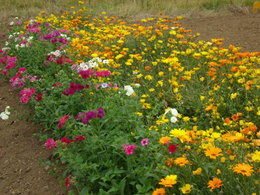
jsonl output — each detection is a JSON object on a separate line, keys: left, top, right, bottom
{"left": 101, "top": 83, "right": 108, "bottom": 88}
{"left": 134, "top": 83, "right": 141, "bottom": 88}
{"left": 165, "top": 107, "right": 178, "bottom": 123}
{"left": 9, "top": 21, "right": 14, "bottom": 25}
{"left": 170, "top": 116, "right": 178, "bottom": 123}
{"left": 124, "top": 85, "right": 134, "bottom": 96}
{"left": 103, "top": 59, "right": 109, "bottom": 64}
{"left": 0, "top": 106, "right": 11, "bottom": 120}
{"left": 165, "top": 108, "right": 178, "bottom": 117}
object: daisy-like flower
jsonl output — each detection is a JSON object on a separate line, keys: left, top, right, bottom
{"left": 233, "top": 163, "right": 254, "bottom": 176}
{"left": 159, "top": 175, "right": 177, "bottom": 187}
{"left": 159, "top": 136, "right": 171, "bottom": 144}
{"left": 152, "top": 188, "right": 166, "bottom": 195}
{"left": 180, "top": 184, "right": 192, "bottom": 194}
{"left": 174, "top": 156, "right": 190, "bottom": 167}
{"left": 208, "top": 178, "right": 223, "bottom": 190}
{"left": 192, "top": 167, "right": 202, "bottom": 175}
{"left": 204, "top": 146, "right": 223, "bottom": 159}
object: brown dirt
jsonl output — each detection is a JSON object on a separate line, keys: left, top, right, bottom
{"left": 0, "top": 13, "right": 259, "bottom": 195}
{"left": 0, "top": 78, "right": 68, "bottom": 195}
{"left": 180, "top": 14, "right": 260, "bottom": 52}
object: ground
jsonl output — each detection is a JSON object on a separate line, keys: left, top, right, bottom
{"left": 0, "top": 13, "right": 259, "bottom": 195}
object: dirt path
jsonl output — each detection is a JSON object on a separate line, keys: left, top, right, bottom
{"left": 181, "top": 14, "right": 260, "bottom": 52}
{"left": 0, "top": 78, "right": 67, "bottom": 195}
{"left": 0, "top": 13, "right": 259, "bottom": 195}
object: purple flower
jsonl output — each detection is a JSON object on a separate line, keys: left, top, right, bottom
{"left": 141, "top": 138, "right": 149, "bottom": 146}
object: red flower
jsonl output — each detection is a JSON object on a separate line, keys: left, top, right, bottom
{"left": 58, "top": 115, "right": 70, "bottom": 128}
{"left": 64, "top": 175, "right": 72, "bottom": 187}
{"left": 168, "top": 144, "right": 177, "bottom": 153}
{"left": 35, "top": 93, "right": 43, "bottom": 101}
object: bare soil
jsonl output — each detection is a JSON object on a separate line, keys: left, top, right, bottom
{"left": 180, "top": 14, "right": 260, "bottom": 52}
{"left": 0, "top": 13, "right": 259, "bottom": 195}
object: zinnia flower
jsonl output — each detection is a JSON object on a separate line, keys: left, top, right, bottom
{"left": 208, "top": 178, "right": 223, "bottom": 190}
{"left": 233, "top": 163, "right": 254, "bottom": 176}
{"left": 205, "top": 146, "right": 223, "bottom": 159}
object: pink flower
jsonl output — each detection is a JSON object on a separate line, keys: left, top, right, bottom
{"left": 58, "top": 115, "right": 70, "bottom": 128}
{"left": 141, "top": 138, "right": 149, "bottom": 146}
{"left": 45, "top": 138, "right": 57, "bottom": 150}
{"left": 122, "top": 144, "right": 138, "bottom": 155}
{"left": 19, "top": 88, "right": 36, "bottom": 104}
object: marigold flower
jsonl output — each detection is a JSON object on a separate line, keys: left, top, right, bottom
{"left": 159, "top": 175, "right": 177, "bottom": 187}
{"left": 208, "top": 178, "right": 223, "bottom": 190}
{"left": 152, "top": 188, "right": 166, "bottom": 195}
{"left": 233, "top": 163, "right": 254, "bottom": 176}
{"left": 174, "top": 156, "right": 190, "bottom": 167}
{"left": 204, "top": 146, "right": 223, "bottom": 159}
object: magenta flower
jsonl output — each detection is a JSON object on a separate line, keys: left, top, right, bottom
{"left": 19, "top": 88, "right": 37, "bottom": 104}
{"left": 58, "top": 115, "right": 70, "bottom": 128}
{"left": 45, "top": 138, "right": 57, "bottom": 150}
{"left": 141, "top": 138, "right": 149, "bottom": 146}
{"left": 122, "top": 144, "right": 138, "bottom": 155}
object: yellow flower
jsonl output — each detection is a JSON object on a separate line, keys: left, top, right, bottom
{"left": 152, "top": 188, "right": 166, "bottom": 195}
{"left": 182, "top": 116, "right": 190, "bottom": 122}
{"left": 251, "top": 151, "right": 260, "bottom": 162}
{"left": 192, "top": 168, "right": 202, "bottom": 175}
{"left": 230, "top": 93, "right": 238, "bottom": 100}
{"left": 180, "top": 184, "right": 192, "bottom": 194}
{"left": 204, "top": 146, "right": 223, "bottom": 159}
{"left": 159, "top": 175, "right": 177, "bottom": 187}
{"left": 216, "top": 169, "right": 222, "bottom": 175}
{"left": 208, "top": 178, "right": 223, "bottom": 190}
{"left": 233, "top": 163, "right": 254, "bottom": 176}
{"left": 174, "top": 156, "right": 190, "bottom": 167}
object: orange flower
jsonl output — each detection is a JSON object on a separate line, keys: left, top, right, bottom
{"left": 159, "top": 136, "right": 171, "bottom": 144}
{"left": 145, "top": 66, "right": 151, "bottom": 71}
{"left": 205, "top": 104, "right": 215, "bottom": 112}
{"left": 159, "top": 175, "right": 177, "bottom": 187}
{"left": 152, "top": 188, "right": 166, "bottom": 195}
{"left": 174, "top": 156, "right": 190, "bottom": 167}
{"left": 224, "top": 117, "right": 231, "bottom": 125}
{"left": 205, "top": 146, "right": 223, "bottom": 159}
{"left": 208, "top": 178, "right": 223, "bottom": 190}
{"left": 233, "top": 163, "right": 254, "bottom": 176}
{"left": 231, "top": 113, "right": 243, "bottom": 121}
{"left": 166, "top": 158, "right": 174, "bottom": 167}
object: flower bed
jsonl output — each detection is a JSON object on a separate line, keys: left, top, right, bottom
{"left": 0, "top": 6, "right": 259, "bottom": 195}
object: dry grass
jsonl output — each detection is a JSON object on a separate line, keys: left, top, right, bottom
{"left": 0, "top": 0, "right": 257, "bottom": 26}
